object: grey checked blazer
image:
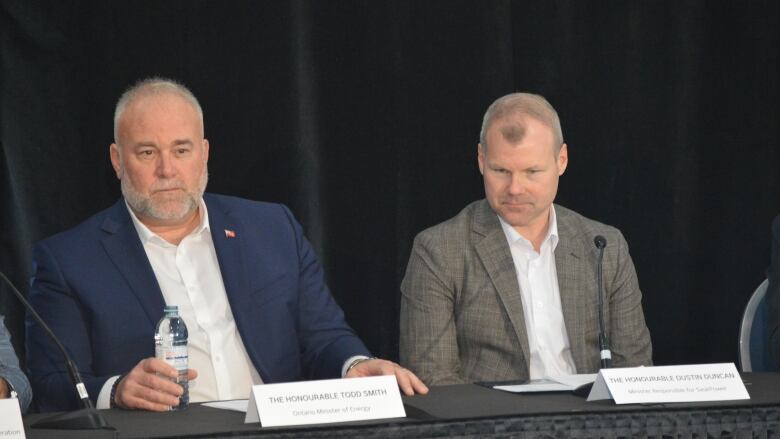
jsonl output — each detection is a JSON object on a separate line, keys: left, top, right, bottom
{"left": 400, "top": 199, "right": 652, "bottom": 385}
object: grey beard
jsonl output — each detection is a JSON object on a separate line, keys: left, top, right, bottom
{"left": 121, "top": 170, "right": 208, "bottom": 222}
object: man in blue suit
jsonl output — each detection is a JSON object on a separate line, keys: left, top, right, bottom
{"left": 27, "top": 78, "right": 427, "bottom": 412}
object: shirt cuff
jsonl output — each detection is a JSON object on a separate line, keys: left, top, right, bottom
{"left": 97, "top": 375, "right": 121, "bottom": 409}
{"left": 341, "top": 355, "right": 370, "bottom": 378}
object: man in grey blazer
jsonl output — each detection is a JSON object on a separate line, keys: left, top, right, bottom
{"left": 400, "top": 93, "right": 652, "bottom": 385}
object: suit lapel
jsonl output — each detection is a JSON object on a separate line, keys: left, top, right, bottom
{"left": 472, "top": 200, "right": 531, "bottom": 366}
{"left": 100, "top": 200, "right": 165, "bottom": 327}
{"left": 205, "top": 196, "right": 270, "bottom": 379}
{"left": 555, "top": 206, "right": 590, "bottom": 372}
{"left": 206, "top": 199, "right": 248, "bottom": 318}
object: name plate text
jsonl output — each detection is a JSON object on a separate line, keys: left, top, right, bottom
{"left": 245, "top": 375, "right": 405, "bottom": 427}
{"left": 588, "top": 363, "right": 749, "bottom": 404}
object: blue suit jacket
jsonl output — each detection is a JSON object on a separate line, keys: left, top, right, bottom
{"left": 27, "top": 194, "right": 370, "bottom": 412}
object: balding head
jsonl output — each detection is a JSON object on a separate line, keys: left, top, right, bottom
{"left": 113, "top": 77, "right": 203, "bottom": 145}
{"left": 479, "top": 92, "right": 563, "bottom": 153}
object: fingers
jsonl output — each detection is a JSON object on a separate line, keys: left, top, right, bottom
{"left": 117, "top": 382, "right": 180, "bottom": 412}
{"left": 141, "top": 357, "right": 178, "bottom": 379}
{"left": 393, "top": 366, "right": 429, "bottom": 396}
{"left": 114, "top": 358, "right": 193, "bottom": 411}
{"left": 346, "top": 359, "right": 429, "bottom": 395}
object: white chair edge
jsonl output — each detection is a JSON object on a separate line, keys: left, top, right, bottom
{"left": 738, "top": 278, "right": 769, "bottom": 372}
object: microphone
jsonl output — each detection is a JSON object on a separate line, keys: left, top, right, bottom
{"left": 574, "top": 235, "right": 612, "bottom": 398}
{"left": 593, "top": 236, "right": 612, "bottom": 369}
{"left": 0, "top": 271, "right": 109, "bottom": 430}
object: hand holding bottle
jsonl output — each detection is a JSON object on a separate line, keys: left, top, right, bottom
{"left": 113, "top": 358, "right": 197, "bottom": 411}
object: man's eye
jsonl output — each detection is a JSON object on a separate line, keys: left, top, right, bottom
{"left": 177, "top": 148, "right": 191, "bottom": 155}
{"left": 138, "top": 150, "right": 154, "bottom": 157}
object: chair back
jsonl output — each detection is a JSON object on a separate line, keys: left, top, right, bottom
{"left": 738, "top": 279, "right": 774, "bottom": 372}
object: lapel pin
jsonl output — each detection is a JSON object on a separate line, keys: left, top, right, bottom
{"left": 224, "top": 229, "right": 236, "bottom": 238}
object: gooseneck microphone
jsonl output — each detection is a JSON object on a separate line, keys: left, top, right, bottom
{"left": 0, "top": 271, "right": 109, "bottom": 430}
{"left": 571, "top": 236, "right": 613, "bottom": 398}
{"left": 593, "top": 236, "right": 612, "bottom": 369}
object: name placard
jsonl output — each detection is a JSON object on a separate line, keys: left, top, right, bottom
{"left": 587, "top": 363, "right": 749, "bottom": 404}
{"left": 0, "top": 398, "right": 26, "bottom": 438}
{"left": 245, "top": 375, "right": 405, "bottom": 427}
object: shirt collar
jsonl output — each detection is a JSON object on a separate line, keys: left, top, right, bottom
{"left": 498, "top": 205, "right": 559, "bottom": 251}
{"left": 125, "top": 198, "right": 211, "bottom": 246}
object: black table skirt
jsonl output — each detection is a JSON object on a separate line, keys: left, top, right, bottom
{"left": 24, "top": 372, "right": 780, "bottom": 439}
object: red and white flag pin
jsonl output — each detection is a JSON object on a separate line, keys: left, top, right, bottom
{"left": 224, "top": 229, "right": 236, "bottom": 238}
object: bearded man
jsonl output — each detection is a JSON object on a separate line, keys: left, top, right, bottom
{"left": 27, "top": 78, "right": 426, "bottom": 412}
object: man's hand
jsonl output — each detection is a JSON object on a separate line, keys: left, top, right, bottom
{"left": 0, "top": 378, "right": 9, "bottom": 399}
{"left": 345, "top": 359, "right": 428, "bottom": 396}
{"left": 113, "top": 358, "right": 197, "bottom": 411}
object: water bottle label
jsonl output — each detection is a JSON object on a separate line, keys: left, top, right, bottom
{"left": 156, "top": 345, "right": 188, "bottom": 371}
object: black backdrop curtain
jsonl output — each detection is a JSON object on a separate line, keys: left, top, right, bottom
{"left": 1, "top": 1, "right": 779, "bottom": 376}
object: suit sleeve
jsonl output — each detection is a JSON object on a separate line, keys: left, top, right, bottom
{"left": 279, "top": 206, "right": 370, "bottom": 379}
{"left": 400, "top": 233, "right": 464, "bottom": 385}
{"left": 0, "top": 317, "right": 31, "bottom": 413}
{"left": 767, "top": 215, "right": 780, "bottom": 367}
{"left": 26, "top": 242, "right": 110, "bottom": 412}
{"left": 606, "top": 230, "right": 653, "bottom": 367}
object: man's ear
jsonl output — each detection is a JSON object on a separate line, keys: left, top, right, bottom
{"left": 557, "top": 143, "right": 568, "bottom": 176}
{"left": 477, "top": 143, "right": 485, "bottom": 175}
{"left": 110, "top": 143, "right": 122, "bottom": 179}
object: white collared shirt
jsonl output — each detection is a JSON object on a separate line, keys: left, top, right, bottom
{"left": 98, "top": 200, "right": 262, "bottom": 407}
{"left": 498, "top": 206, "right": 576, "bottom": 379}
{"left": 97, "top": 200, "right": 365, "bottom": 408}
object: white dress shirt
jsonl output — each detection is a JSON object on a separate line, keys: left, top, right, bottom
{"left": 498, "top": 206, "right": 577, "bottom": 379}
{"left": 98, "top": 200, "right": 262, "bottom": 407}
{"left": 97, "top": 200, "right": 365, "bottom": 408}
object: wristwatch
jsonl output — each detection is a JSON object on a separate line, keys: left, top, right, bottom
{"left": 346, "top": 357, "right": 376, "bottom": 374}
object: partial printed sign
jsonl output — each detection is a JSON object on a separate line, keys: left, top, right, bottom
{"left": 588, "top": 363, "right": 749, "bottom": 404}
{"left": 0, "top": 398, "right": 25, "bottom": 438}
{"left": 245, "top": 375, "right": 405, "bottom": 427}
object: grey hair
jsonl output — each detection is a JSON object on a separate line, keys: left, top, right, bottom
{"left": 113, "top": 77, "right": 203, "bottom": 143}
{"left": 479, "top": 92, "right": 563, "bottom": 151}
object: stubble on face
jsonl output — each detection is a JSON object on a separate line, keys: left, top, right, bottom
{"left": 119, "top": 155, "right": 208, "bottom": 223}
{"left": 479, "top": 116, "right": 566, "bottom": 240}
{"left": 112, "top": 91, "right": 209, "bottom": 227}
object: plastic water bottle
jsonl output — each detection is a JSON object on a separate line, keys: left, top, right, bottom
{"left": 154, "top": 305, "right": 189, "bottom": 411}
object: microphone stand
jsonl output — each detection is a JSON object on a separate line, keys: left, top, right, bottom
{"left": 594, "top": 236, "right": 612, "bottom": 369}
{"left": 1, "top": 271, "right": 110, "bottom": 430}
{"left": 572, "top": 236, "right": 611, "bottom": 398}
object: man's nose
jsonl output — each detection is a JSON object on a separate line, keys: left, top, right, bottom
{"left": 156, "top": 152, "right": 176, "bottom": 177}
{"left": 507, "top": 174, "right": 526, "bottom": 195}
